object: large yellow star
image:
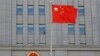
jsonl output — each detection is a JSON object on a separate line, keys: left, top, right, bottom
{"left": 54, "top": 7, "right": 58, "bottom": 11}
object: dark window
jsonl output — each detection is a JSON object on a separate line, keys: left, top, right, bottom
{"left": 39, "top": 5, "right": 45, "bottom": 16}
{"left": 39, "top": 24, "right": 45, "bottom": 34}
{"left": 79, "top": 24, "right": 85, "bottom": 35}
{"left": 68, "top": 24, "right": 75, "bottom": 35}
{"left": 28, "top": 24, "right": 34, "bottom": 34}
{"left": 28, "top": 5, "right": 34, "bottom": 15}
{"left": 78, "top": 6, "right": 85, "bottom": 16}
{"left": 16, "top": 24, "right": 23, "bottom": 34}
{"left": 16, "top": 5, "right": 23, "bottom": 15}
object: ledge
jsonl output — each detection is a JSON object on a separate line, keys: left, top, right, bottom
{"left": 0, "top": 45, "right": 100, "bottom": 51}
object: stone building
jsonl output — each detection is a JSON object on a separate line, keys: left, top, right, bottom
{"left": 0, "top": 0, "right": 100, "bottom": 56}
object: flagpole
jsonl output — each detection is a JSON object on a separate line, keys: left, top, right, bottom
{"left": 50, "top": 23, "right": 53, "bottom": 56}
{"left": 50, "top": 0, "right": 53, "bottom": 56}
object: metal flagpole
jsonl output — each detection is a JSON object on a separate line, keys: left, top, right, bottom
{"left": 50, "top": 1, "right": 62, "bottom": 56}
{"left": 50, "top": 23, "right": 53, "bottom": 56}
{"left": 50, "top": 0, "right": 53, "bottom": 56}
{"left": 49, "top": 0, "right": 53, "bottom": 56}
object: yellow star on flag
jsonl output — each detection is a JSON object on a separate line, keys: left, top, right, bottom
{"left": 54, "top": 7, "right": 58, "bottom": 11}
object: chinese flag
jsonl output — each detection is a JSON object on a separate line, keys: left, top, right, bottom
{"left": 52, "top": 5, "right": 77, "bottom": 24}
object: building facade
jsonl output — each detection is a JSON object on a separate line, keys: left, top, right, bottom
{"left": 0, "top": 0, "right": 100, "bottom": 56}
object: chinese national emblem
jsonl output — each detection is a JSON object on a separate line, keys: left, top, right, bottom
{"left": 28, "top": 51, "right": 39, "bottom": 56}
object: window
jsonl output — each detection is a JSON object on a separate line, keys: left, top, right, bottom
{"left": 16, "top": 5, "right": 23, "bottom": 15}
{"left": 28, "top": 5, "right": 34, "bottom": 15}
{"left": 39, "top": 24, "right": 45, "bottom": 34}
{"left": 68, "top": 24, "right": 75, "bottom": 35}
{"left": 78, "top": 6, "right": 85, "bottom": 16}
{"left": 39, "top": 5, "right": 45, "bottom": 16}
{"left": 16, "top": 24, "right": 23, "bottom": 34}
{"left": 28, "top": 24, "right": 34, "bottom": 34}
{"left": 79, "top": 24, "right": 85, "bottom": 35}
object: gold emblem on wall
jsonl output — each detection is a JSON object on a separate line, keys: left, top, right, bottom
{"left": 27, "top": 51, "right": 39, "bottom": 56}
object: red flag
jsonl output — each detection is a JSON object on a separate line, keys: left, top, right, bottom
{"left": 52, "top": 5, "right": 77, "bottom": 24}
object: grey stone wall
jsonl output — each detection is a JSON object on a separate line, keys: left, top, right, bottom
{"left": 0, "top": 0, "right": 99, "bottom": 45}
